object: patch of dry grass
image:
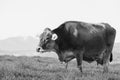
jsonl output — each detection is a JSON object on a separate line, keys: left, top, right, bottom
{"left": 0, "top": 55, "right": 120, "bottom": 80}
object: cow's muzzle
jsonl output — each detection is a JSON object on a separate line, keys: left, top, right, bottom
{"left": 36, "top": 47, "right": 46, "bottom": 53}
{"left": 36, "top": 47, "right": 40, "bottom": 52}
{"left": 36, "top": 48, "right": 40, "bottom": 52}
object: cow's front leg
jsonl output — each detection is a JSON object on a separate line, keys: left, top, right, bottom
{"left": 75, "top": 50, "right": 84, "bottom": 72}
{"left": 65, "top": 62, "right": 68, "bottom": 69}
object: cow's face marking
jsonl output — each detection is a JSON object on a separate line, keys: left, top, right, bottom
{"left": 73, "top": 28, "right": 78, "bottom": 37}
{"left": 37, "top": 28, "right": 58, "bottom": 53}
{"left": 65, "top": 23, "right": 78, "bottom": 37}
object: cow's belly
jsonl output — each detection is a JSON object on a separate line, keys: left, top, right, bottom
{"left": 84, "top": 49, "right": 103, "bottom": 57}
{"left": 83, "top": 51, "right": 102, "bottom": 61}
{"left": 61, "top": 38, "right": 106, "bottom": 63}
{"left": 62, "top": 51, "right": 102, "bottom": 63}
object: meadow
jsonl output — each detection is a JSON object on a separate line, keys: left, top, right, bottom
{"left": 0, "top": 55, "right": 120, "bottom": 80}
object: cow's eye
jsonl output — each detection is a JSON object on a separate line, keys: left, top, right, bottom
{"left": 46, "top": 37, "right": 50, "bottom": 41}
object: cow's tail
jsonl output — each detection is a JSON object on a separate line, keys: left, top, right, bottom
{"left": 110, "top": 53, "right": 113, "bottom": 62}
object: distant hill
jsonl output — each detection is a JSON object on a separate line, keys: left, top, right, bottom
{"left": 0, "top": 36, "right": 38, "bottom": 51}
{"left": 113, "top": 43, "right": 120, "bottom": 53}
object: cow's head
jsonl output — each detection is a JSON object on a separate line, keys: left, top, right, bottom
{"left": 36, "top": 28, "right": 58, "bottom": 53}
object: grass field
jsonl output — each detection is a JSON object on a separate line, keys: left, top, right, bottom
{"left": 0, "top": 55, "right": 120, "bottom": 80}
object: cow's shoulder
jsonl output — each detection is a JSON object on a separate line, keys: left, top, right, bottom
{"left": 61, "top": 21, "right": 79, "bottom": 32}
{"left": 52, "top": 21, "right": 80, "bottom": 37}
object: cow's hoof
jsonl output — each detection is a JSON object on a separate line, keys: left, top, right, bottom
{"left": 103, "top": 66, "right": 108, "bottom": 73}
{"left": 77, "top": 66, "right": 83, "bottom": 73}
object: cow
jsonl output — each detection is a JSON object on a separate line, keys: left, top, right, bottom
{"left": 36, "top": 21, "right": 116, "bottom": 72}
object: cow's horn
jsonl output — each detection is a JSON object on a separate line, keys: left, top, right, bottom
{"left": 52, "top": 33, "right": 58, "bottom": 40}
{"left": 44, "top": 28, "right": 51, "bottom": 32}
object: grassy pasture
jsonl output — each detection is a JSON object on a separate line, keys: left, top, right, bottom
{"left": 0, "top": 55, "right": 120, "bottom": 80}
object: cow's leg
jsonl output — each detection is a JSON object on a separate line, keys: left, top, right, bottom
{"left": 103, "top": 60, "right": 109, "bottom": 72}
{"left": 61, "top": 62, "right": 68, "bottom": 69}
{"left": 96, "top": 62, "right": 100, "bottom": 69}
{"left": 65, "top": 62, "right": 68, "bottom": 69}
{"left": 75, "top": 50, "right": 84, "bottom": 72}
{"left": 103, "top": 49, "right": 111, "bottom": 72}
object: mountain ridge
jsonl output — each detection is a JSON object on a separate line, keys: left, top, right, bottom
{"left": 0, "top": 36, "right": 38, "bottom": 51}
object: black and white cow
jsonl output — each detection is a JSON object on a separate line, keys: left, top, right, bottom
{"left": 36, "top": 21, "right": 116, "bottom": 72}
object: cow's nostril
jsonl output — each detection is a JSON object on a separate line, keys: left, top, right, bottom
{"left": 36, "top": 48, "right": 40, "bottom": 52}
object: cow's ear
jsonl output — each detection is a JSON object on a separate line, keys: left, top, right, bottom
{"left": 44, "top": 28, "right": 51, "bottom": 32}
{"left": 52, "top": 33, "right": 58, "bottom": 40}
{"left": 44, "top": 28, "right": 52, "bottom": 35}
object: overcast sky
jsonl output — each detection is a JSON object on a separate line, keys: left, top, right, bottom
{"left": 0, "top": 0, "right": 120, "bottom": 42}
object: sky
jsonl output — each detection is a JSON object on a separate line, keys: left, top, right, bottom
{"left": 0, "top": 0, "right": 120, "bottom": 42}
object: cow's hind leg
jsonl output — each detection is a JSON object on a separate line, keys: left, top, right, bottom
{"left": 102, "top": 46, "right": 113, "bottom": 72}
{"left": 103, "top": 26, "right": 116, "bottom": 72}
{"left": 103, "top": 48, "right": 114, "bottom": 72}
{"left": 103, "top": 50, "right": 110, "bottom": 73}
